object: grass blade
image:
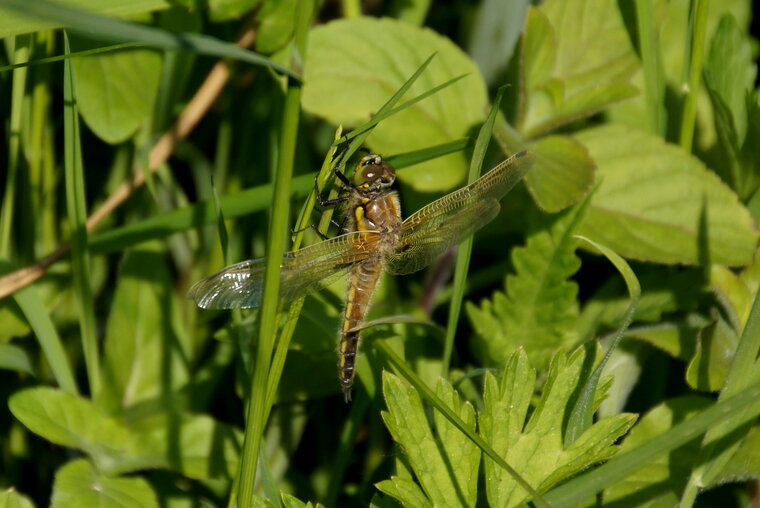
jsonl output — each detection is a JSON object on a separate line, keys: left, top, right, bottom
{"left": 236, "top": 6, "right": 313, "bottom": 507}
{"left": 679, "top": 284, "right": 760, "bottom": 506}
{"left": 0, "top": 0, "right": 298, "bottom": 79}
{"left": 62, "top": 31, "right": 99, "bottom": 397}
{"left": 540, "top": 380, "right": 760, "bottom": 507}
{"left": 678, "top": 0, "right": 708, "bottom": 152}
{"left": 441, "top": 85, "right": 507, "bottom": 375}
{"left": 0, "top": 34, "right": 31, "bottom": 258}
{"left": 1, "top": 263, "right": 79, "bottom": 395}
{"left": 564, "top": 236, "right": 640, "bottom": 445}
{"left": 634, "top": 0, "right": 666, "bottom": 136}
{"left": 0, "top": 42, "right": 145, "bottom": 73}
{"left": 335, "top": 52, "right": 437, "bottom": 162}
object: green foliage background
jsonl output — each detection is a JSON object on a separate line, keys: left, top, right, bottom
{"left": 0, "top": 0, "right": 759, "bottom": 507}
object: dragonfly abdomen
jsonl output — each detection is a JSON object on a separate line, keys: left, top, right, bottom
{"left": 338, "top": 257, "right": 384, "bottom": 402}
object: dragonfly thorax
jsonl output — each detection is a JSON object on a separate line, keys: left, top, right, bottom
{"left": 353, "top": 154, "right": 396, "bottom": 191}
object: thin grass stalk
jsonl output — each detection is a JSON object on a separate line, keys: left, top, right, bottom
{"left": 6, "top": 278, "right": 79, "bottom": 395}
{"left": 236, "top": 79, "right": 301, "bottom": 507}
{"left": 441, "top": 86, "right": 507, "bottom": 375}
{"left": 0, "top": 34, "right": 31, "bottom": 259}
{"left": 678, "top": 0, "right": 708, "bottom": 152}
{"left": 62, "top": 32, "right": 100, "bottom": 397}
{"left": 564, "top": 235, "right": 640, "bottom": 446}
{"left": 635, "top": 0, "right": 665, "bottom": 135}
{"left": 264, "top": 136, "right": 343, "bottom": 413}
{"left": 0, "top": 42, "right": 145, "bottom": 73}
{"left": 341, "top": 0, "right": 361, "bottom": 18}
{"left": 28, "top": 32, "right": 56, "bottom": 254}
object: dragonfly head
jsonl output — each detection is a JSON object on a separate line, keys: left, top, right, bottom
{"left": 353, "top": 154, "right": 396, "bottom": 190}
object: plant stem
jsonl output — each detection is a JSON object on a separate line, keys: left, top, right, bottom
{"left": 678, "top": 0, "right": 708, "bottom": 152}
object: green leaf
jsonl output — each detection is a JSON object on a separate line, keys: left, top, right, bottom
{"left": 8, "top": 387, "right": 160, "bottom": 475}
{"left": 576, "top": 267, "right": 705, "bottom": 345}
{"left": 255, "top": 0, "right": 296, "bottom": 54}
{"left": 622, "top": 321, "right": 703, "bottom": 361}
{"left": 303, "top": 17, "right": 488, "bottom": 191}
{"left": 71, "top": 41, "right": 162, "bottom": 144}
{"left": 138, "top": 414, "right": 243, "bottom": 480}
{"left": 708, "top": 423, "right": 760, "bottom": 485}
{"left": 468, "top": 0, "right": 529, "bottom": 84}
{"left": 0, "top": 343, "right": 35, "bottom": 376}
{"left": 686, "top": 313, "right": 739, "bottom": 392}
{"left": 251, "top": 496, "right": 277, "bottom": 508}
{"left": 480, "top": 349, "right": 637, "bottom": 507}
{"left": 704, "top": 15, "right": 758, "bottom": 200}
{"left": 543, "top": 380, "right": 760, "bottom": 506}
{"left": 0, "top": 301, "right": 30, "bottom": 343}
{"left": 0, "top": 0, "right": 170, "bottom": 38}
{"left": 526, "top": 134, "right": 595, "bottom": 212}
{"left": 603, "top": 396, "right": 712, "bottom": 506}
{"left": 705, "top": 16, "right": 755, "bottom": 148}
{"left": 517, "top": 2, "right": 638, "bottom": 138}
{"left": 208, "top": 0, "right": 262, "bottom": 22}
{"left": 51, "top": 459, "right": 158, "bottom": 508}
{"left": 711, "top": 263, "right": 753, "bottom": 329}
{"left": 597, "top": 342, "right": 646, "bottom": 418}
{"left": 100, "top": 243, "right": 191, "bottom": 412}
{"left": 607, "top": 0, "right": 751, "bottom": 147}
{"left": 565, "top": 236, "right": 641, "bottom": 445}
{"left": 0, "top": 488, "right": 35, "bottom": 508}
{"left": 380, "top": 374, "right": 480, "bottom": 507}
{"left": 467, "top": 198, "right": 585, "bottom": 370}
{"left": 280, "top": 492, "right": 324, "bottom": 508}
{"left": 375, "top": 477, "right": 432, "bottom": 508}
{"left": 576, "top": 124, "right": 759, "bottom": 266}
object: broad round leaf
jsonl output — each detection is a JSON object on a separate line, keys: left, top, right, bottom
{"left": 576, "top": 124, "right": 759, "bottom": 266}
{"left": 51, "top": 459, "right": 158, "bottom": 508}
{"left": 526, "top": 134, "right": 595, "bottom": 212}
{"left": 72, "top": 45, "right": 162, "bottom": 144}
{"left": 303, "top": 17, "right": 488, "bottom": 191}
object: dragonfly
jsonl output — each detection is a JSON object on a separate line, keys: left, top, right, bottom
{"left": 188, "top": 150, "right": 534, "bottom": 401}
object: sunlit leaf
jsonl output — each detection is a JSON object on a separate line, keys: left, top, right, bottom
{"left": 0, "top": 488, "right": 35, "bottom": 508}
{"left": 8, "top": 388, "right": 161, "bottom": 474}
{"left": 100, "top": 243, "right": 191, "bottom": 412}
{"left": 686, "top": 313, "right": 739, "bottom": 392}
{"left": 517, "top": 1, "right": 638, "bottom": 138}
{"left": 468, "top": 197, "right": 585, "bottom": 369}
{"left": 208, "top": 0, "right": 262, "bottom": 22}
{"left": 51, "top": 459, "right": 158, "bottom": 508}
{"left": 380, "top": 374, "right": 480, "bottom": 507}
{"left": 481, "top": 349, "right": 636, "bottom": 507}
{"left": 576, "top": 124, "right": 759, "bottom": 266}
{"left": 303, "top": 17, "right": 488, "bottom": 191}
{"left": 71, "top": 41, "right": 162, "bottom": 144}
{"left": 526, "top": 134, "right": 595, "bottom": 212}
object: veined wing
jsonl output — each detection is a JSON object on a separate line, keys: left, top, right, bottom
{"left": 188, "top": 231, "right": 379, "bottom": 309}
{"left": 387, "top": 151, "right": 534, "bottom": 275}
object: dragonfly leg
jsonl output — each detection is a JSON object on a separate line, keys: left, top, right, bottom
{"left": 313, "top": 173, "right": 349, "bottom": 208}
{"left": 290, "top": 223, "right": 330, "bottom": 241}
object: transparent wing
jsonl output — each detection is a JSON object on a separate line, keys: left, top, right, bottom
{"left": 387, "top": 151, "right": 534, "bottom": 275}
{"left": 187, "top": 231, "right": 379, "bottom": 309}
